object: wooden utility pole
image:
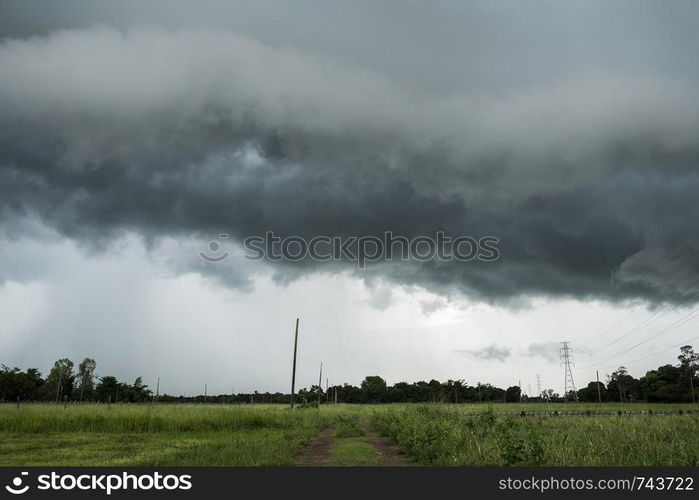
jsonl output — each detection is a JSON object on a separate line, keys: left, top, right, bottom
{"left": 317, "top": 362, "right": 323, "bottom": 407}
{"left": 618, "top": 380, "right": 624, "bottom": 403}
{"left": 290, "top": 318, "right": 299, "bottom": 409}
{"left": 518, "top": 380, "right": 522, "bottom": 403}
{"left": 55, "top": 367, "right": 63, "bottom": 403}
{"left": 596, "top": 370, "right": 602, "bottom": 404}
{"left": 690, "top": 376, "right": 696, "bottom": 404}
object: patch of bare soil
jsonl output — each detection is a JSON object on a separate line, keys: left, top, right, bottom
{"left": 362, "top": 424, "right": 411, "bottom": 466}
{"left": 295, "top": 427, "right": 335, "bottom": 466}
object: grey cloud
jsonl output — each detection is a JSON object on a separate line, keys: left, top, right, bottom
{"left": 523, "top": 342, "right": 561, "bottom": 363}
{"left": 419, "top": 299, "right": 447, "bottom": 315}
{"left": 2, "top": 28, "right": 698, "bottom": 195}
{"left": 364, "top": 285, "right": 394, "bottom": 312}
{"left": 457, "top": 345, "right": 511, "bottom": 362}
{"left": 3, "top": 1, "right": 699, "bottom": 90}
{"left": 1, "top": 24, "right": 699, "bottom": 305}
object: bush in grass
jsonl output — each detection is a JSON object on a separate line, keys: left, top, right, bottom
{"left": 370, "top": 405, "right": 465, "bottom": 464}
{"left": 371, "top": 406, "right": 549, "bottom": 465}
{"left": 297, "top": 399, "right": 319, "bottom": 409}
{"left": 335, "top": 416, "right": 365, "bottom": 438}
{"left": 495, "top": 418, "right": 545, "bottom": 466}
{"left": 477, "top": 405, "right": 497, "bottom": 427}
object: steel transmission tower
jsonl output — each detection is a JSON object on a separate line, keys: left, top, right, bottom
{"left": 560, "top": 341, "right": 578, "bottom": 402}
{"left": 536, "top": 373, "right": 542, "bottom": 399}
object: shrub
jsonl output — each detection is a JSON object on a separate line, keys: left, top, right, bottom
{"left": 335, "top": 415, "right": 365, "bottom": 438}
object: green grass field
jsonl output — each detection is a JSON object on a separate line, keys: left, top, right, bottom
{"left": 0, "top": 404, "right": 334, "bottom": 466}
{"left": 0, "top": 402, "right": 697, "bottom": 466}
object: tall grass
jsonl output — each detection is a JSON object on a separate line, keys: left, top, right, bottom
{"left": 371, "top": 405, "right": 699, "bottom": 466}
{"left": 0, "top": 404, "right": 336, "bottom": 466}
{"left": 0, "top": 404, "right": 328, "bottom": 433}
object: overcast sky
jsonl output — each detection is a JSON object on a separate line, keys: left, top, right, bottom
{"left": 1, "top": 1, "right": 699, "bottom": 396}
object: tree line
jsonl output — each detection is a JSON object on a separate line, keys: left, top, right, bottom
{"left": 1, "top": 345, "right": 696, "bottom": 404}
{"left": 0, "top": 357, "right": 152, "bottom": 403}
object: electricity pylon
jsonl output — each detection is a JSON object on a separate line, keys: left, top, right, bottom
{"left": 560, "top": 341, "right": 578, "bottom": 402}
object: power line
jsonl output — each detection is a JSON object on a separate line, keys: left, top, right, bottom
{"left": 582, "top": 300, "right": 651, "bottom": 348}
{"left": 579, "top": 306, "right": 699, "bottom": 368}
{"left": 583, "top": 274, "right": 699, "bottom": 357}
{"left": 622, "top": 308, "right": 699, "bottom": 353}
{"left": 592, "top": 334, "right": 699, "bottom": 372}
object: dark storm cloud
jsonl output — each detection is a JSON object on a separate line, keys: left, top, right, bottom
{"left": 1, "top": 15, "right": 699, "bottom": 305}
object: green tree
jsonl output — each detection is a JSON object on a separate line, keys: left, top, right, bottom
{"left": 639, "top": 365, "right": 684, "bottom": 402}
{"left": 677, "top": 345, "right": 698, "bottom": 403}
{"left": 577, "top": 381, "right": 607, "bottom": 402}
{"left": 23, "top": 368, "right": 45, "bottom": 399}
{"left": 360, "top": 376, "right": 387, "bottom": 403}
{"left": 481, "top": 383, "right": 507, "bottom": 402}
{"left": 76, "top": 358, "right": 96, "bottom": 402}
{"left": 505, "top": 385, "right": 521, "bottom": 402}
{"left": 0, "top": 366, "right": 45, "bottom": 401}
{"left": 606, "top": 366, "right": 638, "bottom": 402}
{"left": 541, "top": 388, "right": 558, "bottom": 401}
{"left": 131, "top": 376, "right": 151, "bottom": 402}
{"left": 45, "top": 358, "right": 74, "bottom": 402}
{"left": 115, "top": 377, "right": 151, "bottom": 402}
{"left": 442, "top": 379, "right": 466, "bottom": 403}
{"left": 95, "top": 376, "right": 120, "bottom": 402}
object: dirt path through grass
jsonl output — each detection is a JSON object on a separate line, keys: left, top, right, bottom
{"left": 296, "top": 420, "right": 409, "bottom": 466}
{"left": 296, "top": 426, "right": 336, "bottom": 465}
{"left": 361, "top": 423, "right": 409, "bottom": 466}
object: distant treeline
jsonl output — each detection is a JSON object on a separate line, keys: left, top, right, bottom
{"left": 1, "top": 345, "right": 697, "bottom": 404}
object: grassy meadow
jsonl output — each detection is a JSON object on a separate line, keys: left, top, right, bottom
{"left": 0, "top": 402, "right": 697, "bottom": 466}
{"left": 0, "top": 404, "right": 334, "bottom": 466}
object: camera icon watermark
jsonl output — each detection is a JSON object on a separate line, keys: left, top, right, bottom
{"left": 199, "top": 234, "right": 229, "bottom": 263}
{"left": 5, "top": 472, "right": 29, "bottom": 495}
